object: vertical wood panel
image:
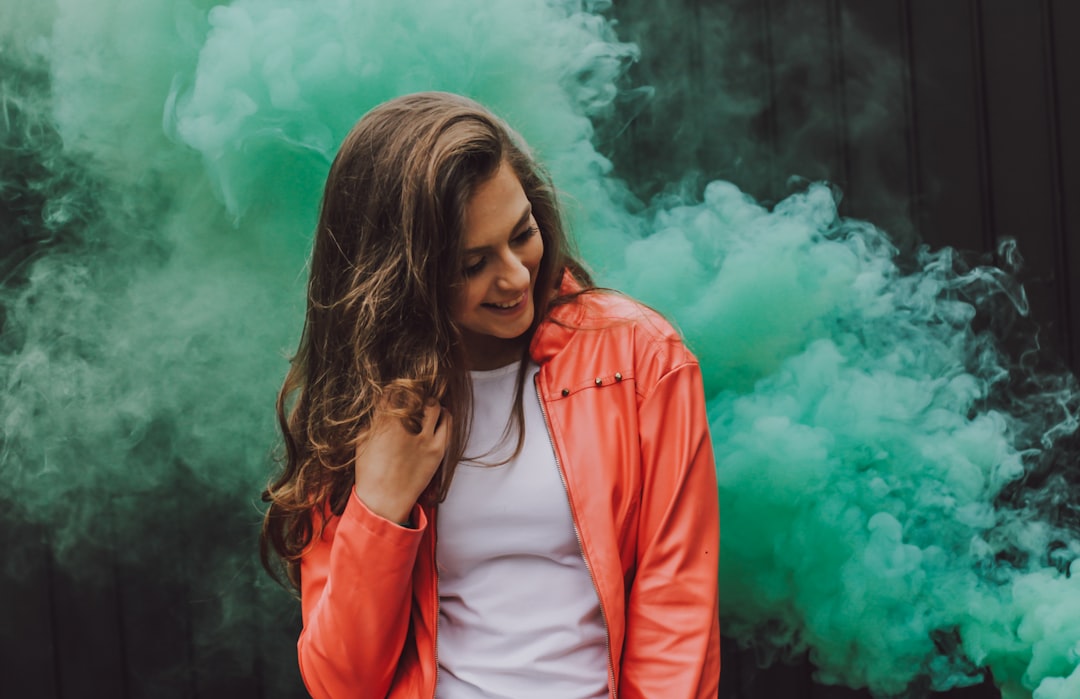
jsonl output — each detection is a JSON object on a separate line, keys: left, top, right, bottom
{"left": 187, "top": 514, "right": 263, "bottom": 699}
{"left": 718, "top": 636, "right": 744, "bottom": 699}
{"left": 604, "top": 0, "right": 704, "bottom": 197}
{"left": 718, "top": 3, "right": 842, "bottom": 694}
{"left": 897, "top": 0, "right": 921, "bottom": 242}
{"left": 908, "top": 0, "right": 987, "bottom": 252}
{"left": 738, "top": 654, "right": 814, "bottom": 699}
{"left": 1040, "top": 0, "right": 1073, "bottom": 366}
{"left": 1049, "top": 0, "right": 1080, "bottom": 372}
{"left": 810, "top": 680, "right": 872, "bottom": 698}
{"left": 979, "top": 0, "right": 1065, "bottom": 353}
{"left": 695, "top": 0, "right": 778, "bottom": 201}
{"left": 835, "top": 0, "right": 918, "bottom": 250}
{"left": 761, "top": 0, "right": 846, "bottom": 190}
{"left": 0, "top": 529, "right": 59, "bottom": 699}
{"left": 255, "top": 576, "right": 305, "bottom": 699}
{"left": 970, "top": 0, "right": 997, "bottom": 254}
{"left": 113, "top": 495, "right": 196, "bottom": 699}
{"left": 50, "top": 563, "right": 129, "bottom": 698}
{"left": 117, "top": 581, "right": 195, "bottom": 699}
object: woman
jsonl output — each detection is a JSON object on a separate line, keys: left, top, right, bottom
{"left": 261, "top": 92, "right": 720, "bottom": 699}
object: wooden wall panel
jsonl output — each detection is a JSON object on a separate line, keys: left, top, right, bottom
{"left": 601, "top": 0, "right": 703, "bottom": 196}
{"left": 1050, "top": 0, "right": 1080, "bottom": 370}
{"left": 255, "top": 579, "right": 305, "bottom": 699}
{"left": 810, "top": 680, "right": 872, "bottom": 698}
{"left": 759, "top": 0, "right": 846, "bottom": 190}
{"left": 694, "top": 0, "right": 776, "bottom": 200}
{"left": 980, "top": 0, "right": 1066, "bottom": 353}
{"left": 0, "top": 531, "right": 59, "bottom": 699}
{"left": 112, "top": 504, "right": 196, "bottom": 699}
{"left": 185, "top": 522, "right": 264, "bottom": 699}
{"left": 51, "top": 565, "right": 128, "bottom": 698}
{"left": 907, "top": 0, "right": 989, "bottom": 253}
{"left": 719, "top": 652, "right": 814, "bottom": 699}
{"left": 835, "top": 0, "right": 918, "bottom": 248}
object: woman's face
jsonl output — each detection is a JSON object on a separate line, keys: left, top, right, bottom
{"left": 452, "top": 160, "right": 544, "bottom": 370}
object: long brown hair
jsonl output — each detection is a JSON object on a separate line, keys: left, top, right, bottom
{"left": 260, "top": 92, "right": 590, "bottom": 586}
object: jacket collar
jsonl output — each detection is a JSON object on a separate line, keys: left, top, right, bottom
{"left": 528, "top": 269, "right": 586, "bottom": 364}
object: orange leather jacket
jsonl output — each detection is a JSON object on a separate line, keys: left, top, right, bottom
{"left": 297, "top": 286, "right": 721, "bottom": 698}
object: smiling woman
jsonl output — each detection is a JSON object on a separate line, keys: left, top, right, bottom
{"left": 260, "top": 92, "right": 721, "bottom": 699}
{"left": 454, "top": 162, "right": 545, "bottom": 370}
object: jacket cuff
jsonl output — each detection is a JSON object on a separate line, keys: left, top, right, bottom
{"left": 345, "top": 489, "right": 428, "bottom": 536}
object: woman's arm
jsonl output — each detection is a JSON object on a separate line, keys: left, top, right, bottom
{"left": 621, "top": 360, "right": 721, "bottom": 698}
{"left": 298, "top": 495, "right": 426, "bottom": 699}
{"left": 299, "top": 399, "right": 448, "bottom": 698}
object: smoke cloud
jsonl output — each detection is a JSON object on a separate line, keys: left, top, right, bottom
{"left": 1, "top": 1, "right": 1077, "bottom": 697}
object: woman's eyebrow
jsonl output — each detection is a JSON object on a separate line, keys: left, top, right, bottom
{"left": 464, "top": 204, "right": 532, "bottom": 255}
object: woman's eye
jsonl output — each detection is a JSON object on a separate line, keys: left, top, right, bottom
{"left": 513, "top": 225, "right": 539, "bottom": 245}
{"left": 463, "top": 258, "right": 486, "bottom": 277}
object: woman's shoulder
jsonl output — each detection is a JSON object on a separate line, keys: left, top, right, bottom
{"left": 535, "top": 287, "right": 696, "bottom": 378}
{"left": 573, "top": 289, "right": 681, "bottom": 344}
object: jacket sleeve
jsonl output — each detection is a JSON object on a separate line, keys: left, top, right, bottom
{"left": 621, "top": 359, "right": 721, "bottom": 698}
{"left": 297, "top": 491, "right": 426, "bottom": 699}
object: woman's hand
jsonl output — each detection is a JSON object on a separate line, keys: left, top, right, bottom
{"left": 353, "top": 399, "right": 451, "bottom": 524}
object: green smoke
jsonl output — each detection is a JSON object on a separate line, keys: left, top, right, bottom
{"left": 1, "top": 1, "right": 1078, "bottom": 697}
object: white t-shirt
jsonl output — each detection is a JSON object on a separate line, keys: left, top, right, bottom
{"left": 435, "top": 361, "right": 608, "bottom": 699}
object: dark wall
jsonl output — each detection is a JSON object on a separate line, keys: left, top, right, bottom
{"left": 605, "top": 1, "right": 1079, "bottom": 697}
{"left": 609, "top": 0, "right": 1080, "bottom": 374}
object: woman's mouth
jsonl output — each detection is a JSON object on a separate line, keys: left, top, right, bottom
{"left": 482, "top": 291, "right": 527, "bottom": 314}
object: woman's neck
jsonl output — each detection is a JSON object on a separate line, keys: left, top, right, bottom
{"left": 461, "top": 331, "right": 527, "bottom": 371}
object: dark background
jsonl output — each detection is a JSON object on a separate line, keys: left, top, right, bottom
{"left": 2, "top": 0, "right": 1077, "bottom": 697}
{"left": 603, "top": 1, "right": 1076, "bottom": 697}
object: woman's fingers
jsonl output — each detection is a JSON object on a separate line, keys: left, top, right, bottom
{"left": 433, "top": 408, "right": 451, "bottom": 448}
{"left": 421, "top": 403, "right": 451, "bottom": 457}
{"left": 421, "top": 399, "right": 442, "bottom": 435}
{"left": 353, "top": 398, "right": 451, "bottom": 524}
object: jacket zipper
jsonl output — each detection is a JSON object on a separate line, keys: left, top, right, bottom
{"left": 533, "top": 372, "right": 617, "bottom": 699}
{"left": 431, "top": 507, "right": 440, "bottom": 699}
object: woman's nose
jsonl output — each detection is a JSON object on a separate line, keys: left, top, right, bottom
{"left": 494, "top": 251, "right": 529, "bottom": 289}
